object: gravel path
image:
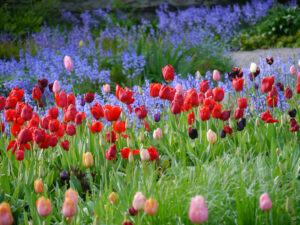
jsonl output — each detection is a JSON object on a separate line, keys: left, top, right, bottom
{"left": 229, "top": 48, "right": 300, "bottom": 68}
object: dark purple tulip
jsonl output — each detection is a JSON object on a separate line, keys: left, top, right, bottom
{"left": 255, "top": 83, "right": 259, "bottom": 90}
{"left": 248, "top": 73, "right": 254, "bottom": 81}
{"left": 38, "top": 78, "right": 49, "bottom": 88}
{"left": 80, "top": 97, "right": 85, "bottom": 106}
{"left": 48, "top": 83, "right": 54, "bottom": 92}
{"left": 154, "top": 113, "right": 160, "bottom": 122}
{"left": 276, "top": 82, "right": 284, "bottom": 91}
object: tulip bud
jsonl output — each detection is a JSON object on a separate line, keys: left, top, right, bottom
{"left": 34, "top": 179, "right": 45, "bottom": 194}
{"left": 126, "top": 119, "right": 130, "bottom": 128}
{"left": 123, "top": 219, "right": 133, "bottom": 225}
{"left": 196, "top": 71, "right": 201, "bottom": 79}
{"left": 140, "top": 149, "right": 150, "bottom": 161}
{"left": 103, "top": 84, "right": 111, "bottom": 94}
{"left": 279, "top": 162, "right": 285, "bottom": 174}
{"left": 290, "top": 65, "right": 297, "bottom": 75}
{"left": 250, "top": 62, "right": 257, "bottom": 73}
{"left": 128, "top": 151, "right": 134, "bottom": 163}
{"left": 144, "top": 198, "right": 158, "bottom": 215}
{"left": 212, "top": 70, "right": 221, "bottom": 81}
{"left": 133, "top": 192, "right": 146, "bottom": 211}
{"left": 250, "top": 104, "right": 255, "bottom": 112}
{"left": 256, "top": 117, "right": 260, "bottom": 127}
{"left": 78, "top": 40, "right": 83, "bottom": 47}
{"left": 99, "top": 135, "right": 104, "bottom": 146}
{"left": 128, "top": 206, "right": 138, "bottom": 216}
{"left": 83, "top": 152, "right": 94, "bottom": 168}
{"left": 64, "top": 56, "right": 74, "bottom": 71}
{"left": 276, "top": 148, "right": 279, "bottom": 154}
{"left": 39, "top": 165, "right": 44, "bottom": 177}
{"left": 36, "top": 197, "right": 52, "bottom": 217}
{"left": 236, "top": 147, "right": 241, "bottom": 156}
{"left": 0, "top": 202, "right": 14, "bottom": 225}
{"left": 138, "top": 86, "right": 143, "bottom": 95}
{"left": 153, "top": 128, "right": 162, "bottom": 140}
{"left": 108, "top": 192, "right": 118, "bottom": 204}
{"left": 139, "top": 132, "right": 144, "bottom": 143}
{"left": 127, "top": 137, "right": 132, "bottom": 148}
{"left": 189, "top": 195, "right": 208, "bottom": 223}
{"left": 259, "top": 193, "right": 272, "bottom": 210}
{"left": 285, "top": 197, "right": 294, "bottom": 215}
{"left": 62, "top": 197, "right": 77, "bottom": 218}
{"left": 229, "top": 119, "right": 234, "bottom": 128}
{"left": 52, "top": 80, "right": 61, "bottom": 93}
{"left": 207, "top": 129, "right": 217, "bottom": 144}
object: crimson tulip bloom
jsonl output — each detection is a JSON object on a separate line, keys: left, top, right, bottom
{"left": 67, "top": 93, "right": 75, "bottom": 106}
{"left": 49, "top": 120, "right": 60, "bottom": 133}
{"left": 234, "top": 108, "right": 244, "bottom": 120}
{"left": 159, "top": 85, "right": 170, "bottom": 100}
{"left": 185, "top": 89, "right": 199, "bottom": 107}
{"left": 84, "top": 93, "right": 95, "bottom": 103}
{"left": 284, "top": 88, "right": 293, "bottom": 99}
{"left": 47, "top": 107, "right": 59, "bottom": 120}
{"left": 88, "top": 120, "right": 103, "bottom": 133}
{"left": 261, "top": 76, "right": 274, "bottom": 93}
{"left": 205, "top": 89, "right": 213, "bottom": 98}
{"left": 21, "top": 105, "right": 33, "bottom": 121}
{"left": 106, "top": 131, "right": 117, "bottom": 143}
{"left": 150, "top": 83, "right": 161, "bottom": 98}
{"left": 105, "top": 144, "right": 117, "bottom": 160}
{"left": 267, "top": 96, "right": 278, "bottom": 108}
{"left": 75, "top": 112, "right": 85, "bottom": 125}
{"left": 48, "top": 134, "right": 58, "bottom": 147}
{"left": 120, "top": 147, "right": 140, "bottom": 159}
{"left": 237, "top": 98, "right": 247, "bottom": 109}
{"left": 269, "top": 85, "right": 278, "bottom": 98}
{"left": 220, "top": 110, "right": 231, "bottom": 121}
{"left": 198, "top": 93, "right": 205, "bottom": 104}
{"left": 199, "top": 80, "right": 209, "bottom": 93}
{"left": 232, "top": 78, "right": 244, "bottom": 92}
{"left": 104, "top": 105, "right": 122, "bottom": 121}
{"left": 90, "top": 102, "right": 104, "bottom": 120}
{"left": 60, "top": 140, "right": 70, "bottom": 151}
{"left": 148, "top": 146, "right": 159, "bottom": 161}
{"left": 199, "top": 106, "right": 210, "bottom": 121}
{"left": 32, "top": 86, "right": 42, "bottom": 100}
{"left": 5, "top": 96, "right": 18, "bottom": 109}
{"left": 212, "top": 87, "right": 224, "bottom": 102}
{"left": 9, "top": 88, "right": 24, "bottom": 102}
{"left": 65, "top": 104, "right": 77, "bottom": 122}
{"left": 55, "top": 91, "right": 67, "bottom": 108}
{"left": 17, "top": 128, "right": 32, "bottom": 145}
{"left": 296, "top": 83, "right": 300, "bottom": 94}
{"left": 162, "top": 64, "right": 175, "bottom": 82}
{"left": 40, "top": 116, "right": 50, "bottom": 129}
{"left": 33, "top": 129, "right": 46, "bottom": 144}
{"left": 4, "top": 109, "right": 17, "bottom": 122}
{"left": 66, "top": 124, "right": 76, "bottom": 136}
{"left": 135, "top": 105, "right": 147, "bottom": 119}
{"left": 11, "top": 123, "right": 21, "bottom": 137}
{"left": 0, "top": 96, "right": 6, "bottom": 111}
{"left": 203, "top": 98, "right": 216, "bottom": 111}
{"left": 211, "top": 104, "right": 222, "bottom": 119}
{"left": 113, "top": 121, "right": 126, "bottom": 133}
{"left": 261, "top": 110, "right": 278, "bottom": 123}
{"left": 116, "top": 85, "right": 135, "bottom": 106}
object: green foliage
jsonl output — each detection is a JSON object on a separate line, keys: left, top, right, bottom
{"left": 0, "top": 0, "right": 60, "bottom": 38}
{"left": 234, "top": 5, "right": 300, "bottom": 50}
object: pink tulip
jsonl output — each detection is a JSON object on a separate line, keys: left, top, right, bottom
{"left": 189, "top": 195, "right": 208, "bottom": 224}
{"left": 64, "top": 56, "right": 74, "bottom": 71}
{"left": 175, "top": 84, "right": 183, "bottom": 94}
{"left": 290, "top": 65, "right": 297, "bottom": 75}
{"left": 62, "top": 197, "right": 77, "bottom": 218}
{"left": 153, "top": 128, "right": 162, "bottom": 140}
{"left": 36, "top": 197, "right": 52, "bottom": 217}
{"left": 65, "top": 188, "right": 78, "bottom": 205}
{"left": 0, "top": 202, "right": 14, "bottom": 225}
{"left": 260, "top": 193, "right": 272, "bottom": 210}
{"left": 133, "top": 192, "right": 147, "bottom": 211}
{"left": 52, "top": 80, "right": 61, "bottom": 93}
{"left": 103, "top": 84, "right": 111, "bottom": 94}
{"left": 213, "top": 70, "right": 221, "bottom": 81}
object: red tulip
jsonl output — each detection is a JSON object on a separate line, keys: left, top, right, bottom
{"left": 17, "top": 128, "right": 32, "bottom": 145}
{"left": 159, "top": 85, "right": 170, "bottom": 100}
{"left": 32, "top": 86, "right": 42, "bottom": 100}
{"left": 269, "top": 85, "right": 278, "bottom": 98}
{"left": 33, "top": 129, "right": 46, "bottom": 144}
{"left": 237, "top": 98, "right": 247, "bottom": 109}
{"left": 211, "top": 104, "right": 222, "bottom": 119}
{"left": 67, "top": 93, "right": 75, "bottom": 106}
{"left": 66, "top": 124, "right": 76, "bottom": 136}
{"left": 106, "top": 131, "right": 117, "bottom": 143}
{"left": 55, "top": 91, "right": 67, "bottom": 108}
{"left": 88, "top": 121, "right": 103, "bottom": 133}
{"left": 60, "top": 140, "right": 70, "bottom": 151}
{"left": 199, "top": 106, "right": 210, "bottom": 121}
{"left": 9, "top": 88, "right": 24, "bottom": 102}
{"left": 113, "top": 121, "right": 126, "bottom": 133}
{"left": 40, "top": 116, "right": 50, "bottom": 129}
{"left": 224, "top": 125, "right": 233, "bottom": 135}
{"left": 205, "top": 89, "right": 213, "bottom": 98}
{"left": 28, "top": 116, "right": 39, "bottom": 128}
{"left": 104, "top": 105, "right": 122, "bottom": 121}
{"left": 75, "top": 112, "right": 85, "bottom": 125}
{"left": 21, "top": 105, "right": 33, "bottom": 121}
{"left": 142, "top": 120, "right": 150, "bottom": 131}
{"left": 162, "top": 64, "right": 175, "bottom": 82}
{"left": 185, "top": 89, "right": 199, "bottom": 107}
{"left": 220, "top": 110, "right": 231, "bottom": 121}
{"left": 148, "top": 146, "right": 159, "bottom": 161}
{"left": 84, "top": 93, "right": 95, "bottom": 103}
{"left": 49, "top": 120, "right": 60, "bottom": 133}
{"left": 120, "top": 147, "right": 140, "bottom": 159}
{"left": 284, "top": 87, "right": 293, "bottom": 99}
{"left": 234, "top": 108, "right": 244, "bottom": 120}
{"left": 90, "top": 103, "right": 104, "bottom": 120}
{"left": 5, "top": 96, "right": 18, "bottom": 109}
{"left": 267, "top": 96, "right": 278, "bottom": 108}
{"left": 65, "top": 104, "right": 77, "bottom": 122}
{"left": 4, "top": 109, "right": 17, "bottom": 122}
{"left": 297, "top": 83, "right": 300, "bottom": 94}
{"left": 47, "top": 107, "right": 59, "bottom": 120}
{"left": 198, "top": 93, "right": 205, "bottom": 104}
{"left": 11, "top": 123, "right": 21, "bottom": 137}
{"left": 199, "top": 80, "right": 209, "bottom": 93}
{"left": 212, "top": 87, "right": 224, "bottom": 102}
{"left": 116, "top": 85, "right": 135, "bottom": 105}
{"left": 232, "top": 78, "right": 244, "bottom": 92}
{"left": 150, "top": 83, "right": 161, "bottom": 97}
{"left": 48, "top": 134, "right": 58, "bottom": 147}
{"left": 261, "top": 76, "right": 274, "bottom": 93}
{"left": 188, "top": 112, "right": 195, "bottom": 125}
{"left": 15, "top": 150, "right": 24, "bottom": 161}
{"left": 203, "top": 98, "right": 216, "bottom": 111}
{"left": 261, "top": 110, "right": 278, "bottom": 123}
{"left": 0, "top": 96, "right": 6, "bottom": 111}
{"left": 135, "top": 105, "right": 147, "bottom": 119}
{"left": 171, "top": 101, "right": 181, "bottom": 115}
{"left": 105, "top": 144, "right": 117, "bottom": 160}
